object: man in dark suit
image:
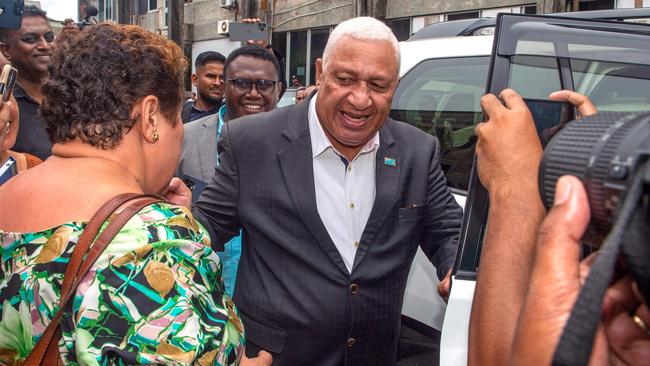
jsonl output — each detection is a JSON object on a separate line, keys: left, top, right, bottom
{"left": 192, "top": 17, "right": 462, "bottom": 365}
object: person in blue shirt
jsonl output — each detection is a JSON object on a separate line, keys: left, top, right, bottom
{"left": 177, "top": 46, "right": 282, "bottom": 296}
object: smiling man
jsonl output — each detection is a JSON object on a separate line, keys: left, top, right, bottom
{"left": 177, "top": 45, "right": 281, "bottom": 297}
{"left": 184, "top": 17, "right": 462, "bottom": 365}
{"left": 0, "top": 5, "right": 53, "bottom": 160}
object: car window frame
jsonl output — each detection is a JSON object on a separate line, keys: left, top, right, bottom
{"left": 455, "top": 13, "right": 650, "bottom": 280}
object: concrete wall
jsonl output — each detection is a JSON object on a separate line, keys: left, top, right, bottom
{"left": 386, "top": 0, "right": 537, "bottom": 19}
{"left": 134, "top": 1, "right": 238, "bottom": 42}
{"left": 272, "top": 0, "right": 354, "bottom": 32}
{"left": 191, "top": 38, "right": 241, "bottom": 75}
{"left": 184, "top": 0, "right": 238, "bottom": 41}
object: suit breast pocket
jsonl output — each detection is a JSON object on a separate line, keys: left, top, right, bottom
{"left": 398, "top": 205, "right": 425, "bottom": 220}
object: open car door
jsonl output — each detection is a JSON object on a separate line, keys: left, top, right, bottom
{"left": 441, "top": 13, "right": 650, "bottom": 366}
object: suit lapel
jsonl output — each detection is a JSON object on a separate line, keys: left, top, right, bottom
{"left": 353, "top": 122, "right": 401, "bottom": 271}
{"left": 277, "top": 98, "right": 349, "bottom": 275}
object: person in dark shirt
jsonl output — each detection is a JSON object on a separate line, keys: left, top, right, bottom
{"left": 0, "top": 5, "right": 54, "bottom": 160}
{"left": 181, "top": 51, "right": 226, "bottom": 123}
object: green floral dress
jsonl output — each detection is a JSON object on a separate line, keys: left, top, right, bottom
{"left": 0, "top": 202, "right": 244, "bottom": 365}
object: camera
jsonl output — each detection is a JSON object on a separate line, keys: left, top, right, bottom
{"left": 540, "top": 112, "right": 649, "bottom": 246}
{"left": 0, "top": 0, "right": 25, "bottom": 30}
{"left": 538, "top": 112, "right": 649, "bottom": 364}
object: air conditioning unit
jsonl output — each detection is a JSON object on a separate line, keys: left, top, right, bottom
{"left": 221, "top": 0, "right": 236, "bottom": 9}
{"left": 218, "top": 20, "right": 230, "bottom": 35}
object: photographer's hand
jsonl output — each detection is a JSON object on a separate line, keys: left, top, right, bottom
{"left": 549, "top": 90, "right": 597, "bottom": 117}
{"left": 475, "top": 89, "right": 542, "bottom": 195}
{"left": 512, "top": 176, "right": 650, "bottom": 365}
{"left": 469, "top": 89, "right": 546, "bottom": 365}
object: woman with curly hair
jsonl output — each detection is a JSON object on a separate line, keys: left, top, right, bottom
{"left": 0, "top": 24, "right": 270, "bottom": 365}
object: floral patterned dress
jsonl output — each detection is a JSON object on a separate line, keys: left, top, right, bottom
{"left": 0, "top": 202, "right": 244, "bottom": 365}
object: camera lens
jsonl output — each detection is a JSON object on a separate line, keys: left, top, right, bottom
{"left": 539, "top": 111, "right": 650, "bottom": 245}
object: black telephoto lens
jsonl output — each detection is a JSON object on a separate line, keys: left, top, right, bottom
{"left": 539, "top": 111, "right": 650, "bottom": 246}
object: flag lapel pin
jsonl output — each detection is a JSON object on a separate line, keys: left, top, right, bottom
{"left": 384, "top": 157, "right": 397, "bottom": 167}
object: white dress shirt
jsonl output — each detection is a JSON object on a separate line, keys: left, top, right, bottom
{"left": 309, "top": 94, "right": 380, "bottom": 272}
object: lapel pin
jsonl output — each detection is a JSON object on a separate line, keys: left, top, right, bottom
{"left": 384, "top": 157, "right": 397, "bottom": 167}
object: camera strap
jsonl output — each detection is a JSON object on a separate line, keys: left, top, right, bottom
{"left": 552, "top": 165, "right": 647, "bottom": 366}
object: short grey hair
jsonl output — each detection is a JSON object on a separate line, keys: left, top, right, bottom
{"left": 322, "top": 17, "right": 400, "bottom": 73}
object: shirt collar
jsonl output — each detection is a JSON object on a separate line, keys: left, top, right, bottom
{"left": 192, "top": 101, "right": 221, "bottom": 114}
{"left": 308, "top": 93, "right": 380, "bottom": 160}
{"left": 13, "top": 84, "right": 38, "bottom": 104}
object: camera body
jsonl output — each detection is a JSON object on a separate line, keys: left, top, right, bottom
{"left": 539, "top": 112, "right": 650, "bottom": 246}
{"left": 0, "top": 0, "right": 25, "bottom": 29}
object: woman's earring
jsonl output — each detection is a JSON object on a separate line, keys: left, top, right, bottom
{"left": 152, "top": 131, "right": 160, "bottom": 142}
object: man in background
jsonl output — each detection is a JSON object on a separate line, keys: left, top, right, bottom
{"left": 0, "top": 5, "right": 53, "bottom": 160}
{"left": 182, "top": 51, "right": 226, "bottom": 123}
{"left": 177, "top": 45, "right": 282, "bottom": 297}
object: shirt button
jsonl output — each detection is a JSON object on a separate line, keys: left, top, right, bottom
{"left": 348, "top": 165, "right": 352, "bottom": 171}
{"left": 349, "top": 203, "right": 355, "bottom": 209}
{"left": 350, "top": 283, "right": 359, "bottom": 294}
{"left": 347, "top": 337, "right": 356, "bottom": 347}
{"left": 353, "top": 240, "right": 359, "bottom": 247}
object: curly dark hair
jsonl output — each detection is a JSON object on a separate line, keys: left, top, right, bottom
{"left": 41, "top": 24, "right": 187, "bottom": 149}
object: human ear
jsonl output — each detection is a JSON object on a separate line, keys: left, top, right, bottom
{"left": 135, "top": 95, "right": 161, "bottom": 144}
{"left": 0, "top": 43, "right": 11, "bottom": 61}
{"left": 315, "top": 58, "right": 323, "bottom": 87}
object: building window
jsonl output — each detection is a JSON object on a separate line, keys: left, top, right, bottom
{"left": 149, "top": 0, "right": 158, "bottom": 11}
{"left": 386, "top": 18, "right": 411, "bottom": 41}
{"left": 272, "top": 31, "right": 288, "bottom": 83}
{"left": 309, "top": 28, "right": 329, "bottom": 85}
{"left": 275, "top": 28, "right": 331, "bottom": 87}
{"left": 98, "top": 0, "right": 115, "bottom": 21}
{"left": 571, "top": 0, "right": 614, "bottom": 11}
{"left": 289, "top": 30, "right": 307, "bottom": 87}
{"left": 447, "top": 11, "right": 480, "bottom": 21}
{"left": 523, "top": 5, "right": 537, "bottom": 14}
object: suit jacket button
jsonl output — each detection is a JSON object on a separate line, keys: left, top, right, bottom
{"left": 349, "top": 283, "right": 359, "bottom": 294}
{"left": 347, "top": 337, "right": 356, "bottom": 347}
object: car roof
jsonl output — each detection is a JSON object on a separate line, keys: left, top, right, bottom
{"left": 407, "top": 7, "right": 650, "bottom": 41}
{"left": 408, "top": 18, "right": 495, "bottom": 40}
{"left": 399, "top": 35, "right": 494, "bottom": 76}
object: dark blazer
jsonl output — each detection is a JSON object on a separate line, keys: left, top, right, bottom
{"left": 192, "top": 96, "right": 462, "bottom": 365}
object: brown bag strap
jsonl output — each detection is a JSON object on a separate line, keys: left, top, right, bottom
{"left": 24, "top": 193, "right": 165, "bottom": 366}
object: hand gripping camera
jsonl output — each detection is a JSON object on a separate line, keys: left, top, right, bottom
{"left": 538, "top": 112, "right": 649, "bottom": 365}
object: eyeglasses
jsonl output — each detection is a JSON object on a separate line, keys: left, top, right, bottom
{"left": 226, "top": 78, "right": 277, "bottom": 95}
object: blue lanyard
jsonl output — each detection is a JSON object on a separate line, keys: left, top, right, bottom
{"left": 216, "top": 105, "right": 227, "bottom": 167}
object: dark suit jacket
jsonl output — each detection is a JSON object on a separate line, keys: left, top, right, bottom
{"left": 192, "top": 97, "right": 462, "bottom": 365}
{"left": 181, "top": 100, "right": 193, "bottom": 124}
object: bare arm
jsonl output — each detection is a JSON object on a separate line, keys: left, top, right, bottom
{"left": 468, "top": 89, "right": 546, "bottom": 365}
{"left": 468, "top": 89, "right": 598, "bottom": 365}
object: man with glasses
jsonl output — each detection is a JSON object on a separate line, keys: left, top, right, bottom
{"left": 177, "top": 45, "right": 281, "bottom": 296}
{"left": 0, "top": 5, "right": 54, "bottom": 160}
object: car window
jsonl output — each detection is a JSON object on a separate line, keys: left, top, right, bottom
{"left": 509, "top": 55, "right": 562, "bottom": 99}
{"left": 277, "top": 89, "right": 297, "bottom": 108}
{"left": 572, "top": 60, "right": 650, "bottom": 112}
{"left": 390, "top": 56, "right": 490, "bottom": 191}
{"left": 457, "top": 14, "right": 650, "bottom": 277}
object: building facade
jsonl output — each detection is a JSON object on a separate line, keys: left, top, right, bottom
{"left": 95, "top": 0, "right": 649, "bottom": 86}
